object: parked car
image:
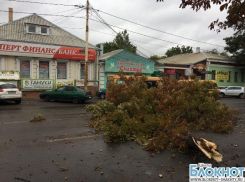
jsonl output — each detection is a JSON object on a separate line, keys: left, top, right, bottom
{"left": 0, "top": 82, "right": 22, "bottom": 104}
{"left": 98, "top": 89, "right": 106, "bottom": 99}
{"left": 39, "top": 86, "right": 93, "bottom": 104}
{"left": 219, "top": 86, "right": 244, "bottom": 99}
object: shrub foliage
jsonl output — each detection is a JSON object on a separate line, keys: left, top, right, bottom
{"left": 86, "top": 74, "right": 237, "bottom": 152}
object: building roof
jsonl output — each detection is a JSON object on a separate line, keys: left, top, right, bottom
{"left": 0, "top": 14, "right": 97, "bottom": 49}
{"left": 157, "top": 53, "right": 234, "bottom": 65}
{"left": 99, "top": 49, "right": 154, "bottom": 63}
{"left": 99, "top": 49, "right": 123, "bottom": 60}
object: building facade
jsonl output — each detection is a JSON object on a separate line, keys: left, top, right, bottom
{"left": 98, "top": 49, "right": 155, "bottom": 89}
{"left": 156, "top": 52, "right": 245, "bottom": 87}
{"left": 0, "top": 14, "right": 99, "bottom": 97}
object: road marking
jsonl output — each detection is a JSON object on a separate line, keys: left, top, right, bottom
{"left": 47, "top": 134, "right": 103, "bottom": 143}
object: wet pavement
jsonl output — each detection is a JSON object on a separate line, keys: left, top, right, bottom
{"left": 0, "top": 98, "right": 245, "bottom": 182}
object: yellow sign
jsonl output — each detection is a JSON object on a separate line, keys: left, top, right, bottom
{"left": 215, "top": 71, "right": 229, "bottom": 80}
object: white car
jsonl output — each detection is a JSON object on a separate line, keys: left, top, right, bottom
{"left": 0, "top": 82, "right": 22, "bottom": 104}
{"left": 219, "top": 86, "right": 244, "bottom": 99}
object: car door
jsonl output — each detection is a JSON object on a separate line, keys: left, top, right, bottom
{"left": 52, "top": 86, "right": 65, "bottom": 100}
{"left": 63, "top": 86, "right": 75, "bottom": 101}
{"left": 234, "top": 87, "right": 242, "bottom": 96}
{"left": 226, "top": 87, "right": 235, "bottom": 96}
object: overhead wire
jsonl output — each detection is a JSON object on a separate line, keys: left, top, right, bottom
{"left": 0, "top": 10, "right": 219, "bottom": 53}
{"left": 1, "top": 0, "right": 225, "bottom": 48}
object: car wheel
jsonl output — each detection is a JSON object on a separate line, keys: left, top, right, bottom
{"left": 239, "top": 93, "right": 244, "bottom": 99}
{"left": 15, "top": 100, "right": 21, "bottom": 104}
{"left": 220, "top": 93, "right": 225, "bottom": 98}
{"left": 43, "top": 95, "right": 50, "bottom": 102}
{"left": 72, "top": 97, "right": 79, "bottom": 104}
{"left": 100, "top": 94, "right": 106, "bottom": 99}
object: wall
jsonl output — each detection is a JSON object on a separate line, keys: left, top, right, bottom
{"left": 208, "top": 66, "right": 245, "bottom": 87}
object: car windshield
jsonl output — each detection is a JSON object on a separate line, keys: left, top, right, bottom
{"left": 0, "top": 84, "right": 17, "bottom": 89}
{"left": 76, "top": 87, "right": 84, "bottom": 92}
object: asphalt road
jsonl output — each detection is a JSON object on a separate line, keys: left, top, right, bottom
{"left": 0, "top": 98, "right": 245, "bottom": 182}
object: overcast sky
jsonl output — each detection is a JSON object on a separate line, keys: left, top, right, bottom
{"left": 1, "top": 0, "right": 235, "bottom": 57}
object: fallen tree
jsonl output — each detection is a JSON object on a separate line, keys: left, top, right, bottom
{"left": 86, "top": 74, "right": 237, "bottom": 162}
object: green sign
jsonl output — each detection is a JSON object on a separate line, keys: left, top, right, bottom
{"left": 0, "top": 71, "right": 20, "bottom": 80}
{"left": 105, "top": 59, "right": 154, "bottom": 74}
{"left": 21, "top": 79, "right": 55, "bottom": 90}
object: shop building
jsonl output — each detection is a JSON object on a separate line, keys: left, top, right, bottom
{"left": 98, "top": 49, "right": 155, "bottom": 89}
{"left": 0, "top": 13, "right": 99, "bottom": 98}
{"left": 156, "top": 51, "right": 245, "bottom": 87}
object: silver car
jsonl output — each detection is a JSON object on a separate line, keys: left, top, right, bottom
{"left": 0, "top": 82, "right": 22, "bottom": 104}
{"left": 219, "top": 86, "right": 244, "bottom": 99}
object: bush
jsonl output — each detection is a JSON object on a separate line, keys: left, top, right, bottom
{"left": 86, "top": 75, "right": 237, "bottom": 152}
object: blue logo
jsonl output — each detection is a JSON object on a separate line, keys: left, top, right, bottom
{"left": 189, "top": 163, "right": 245, "bottom": 182}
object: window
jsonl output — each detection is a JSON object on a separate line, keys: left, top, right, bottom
{"left": 28, "top": 24, "right": 36, "bottom": 33}
{"left": 20, "top": 60, "right": 30, "bottom": 78}
{"left": 227, "top": 71, "right": 231, "bottom": 82}
{"left": 57, "top": 63, "right": 67, "bottom": 79}
{"left": 41, "top": 27, "right": 47, "bottom": 34}
{"left": 65, "top": 86, "right": 74, "bottom": 91}
{"left": 57, "top": 86, "right": 65, "bottom": 91}
{"left": 39, "top": 61, "right": 49, "bottom": 79}
{"left": 241, "top": 72, "right": 245, "bottom": 83}
{"left": 80, "top": 64, "right": 85, "bottom": 79}
{"left": 212, "top": 70, "right": 215, "bottom": 80}
{"left": 234, "top": 72, "right": 238, "bottom": 82}
{"left": 27, "top": 24, "right": 49, "bottom": 35}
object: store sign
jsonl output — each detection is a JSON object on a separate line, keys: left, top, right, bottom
{"left": 21, "top": 79, "right": 54, "bottom": 90}
{"left": 0, "top": 71, "right": 20, "bottom": 80}
{"left": 105, "top": 59, "right": 154, "bottom": 74}
{"left": 193, "top": 63, "right": 207, "bottom": 70}
{"left": 0, "top": 41, "right": 96, "bottom": 61}
{"left": 166, "top": 69, "right": 175, "bottom": 75}
{"left": 56, "top": 80, "right": 74, "bottom": 87}
{"left": 215, "top": 71, "right": 229, "bottom": 80}
{"left": 185, "top": 69, "right": 192, "bottom": 76}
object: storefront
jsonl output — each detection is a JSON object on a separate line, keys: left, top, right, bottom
{"left": 0, "top": 14, "right": 99, "bottom": 98}
{"left": 98, "top": 50, "right": 155, "bottom": 89}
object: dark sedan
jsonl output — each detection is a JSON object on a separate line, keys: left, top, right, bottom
{"left": 40, "top": 86, "right": 93, "bottom": 104}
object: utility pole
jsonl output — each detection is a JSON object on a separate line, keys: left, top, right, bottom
{"left": 84, "top": 0, "right": 89, "bottom": 91}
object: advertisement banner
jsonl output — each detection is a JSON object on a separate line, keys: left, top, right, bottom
{"left": 0, "top": 71, "right": 20, "bottom": 80}
{"left": 0, "top": 41, "right": 96, "bottom": 61}
{"left": 166, "top": 69, "right": 175, "bottom": 75}
{"left": 105, "top": 59, "right": 154, "bottom": 74}
{"left": 215, "top": 71, "right": 229, "bottom": 80}
{"left": 21, "top": 79, "right": 54, "bottom": 90}
{"left": 56, "top": 80, "right": 74, "bottom": 87}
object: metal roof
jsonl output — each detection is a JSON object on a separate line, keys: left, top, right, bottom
{"left": 157, "top": 53, "right": 234, "bottom": 65}
{"left": 99, "top": 49, "right": 154, "bottom": 63}
{"left": 0, "top": 14, "right": 97, "bottom": 49}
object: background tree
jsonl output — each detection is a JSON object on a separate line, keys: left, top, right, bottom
{"left": 96, "top": 30, "right": 136, "bottom": 54}
{"left": 224, "top": 30, "right": 245, "bottom": 63}
{"left": 150, "top": 55, "right": 167, "bottom": 61}
{"left": 156, "top": 0, "right": 245, "bottom": 32}
{"left": 204, "top": 48, "right": 229, "bottom": 57}
{"left": 165, "top": 45, "right": 193, "bottom": 57}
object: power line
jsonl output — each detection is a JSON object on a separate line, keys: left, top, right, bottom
{"left": 3, "top": 0, "right": 78, "bottom": 7}
{"left": 0, "top": 10, "right": 218, "bottom": 52}
{"left": 2, "top": 0, "right": 225, "bottom": 48}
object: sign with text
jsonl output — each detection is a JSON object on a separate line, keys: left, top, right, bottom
{"left": 193, "top": 63, "right": 206, "bottom": 70}
{"left": 185, "top": 69, "right": 192, "bottom": 76}
{"left": 56, "top": 80, "right": 74, "bottom": 87}
{"left": 166, "top": 69, "right": 175, "bottom": 75}
{"left": 21, "top": 79, "right": 54, "bottom": 90}
{"left": 105, "top": 59, "right": 154, "bottom": 74}
{"left": 0, "top": 41, "right": 96, "bottom": 61}
{"left": 215, "top": 71, "right": 229, "bottom": 80}
{"left": 0, "top": 71, "right": 20, "bottom": 80}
